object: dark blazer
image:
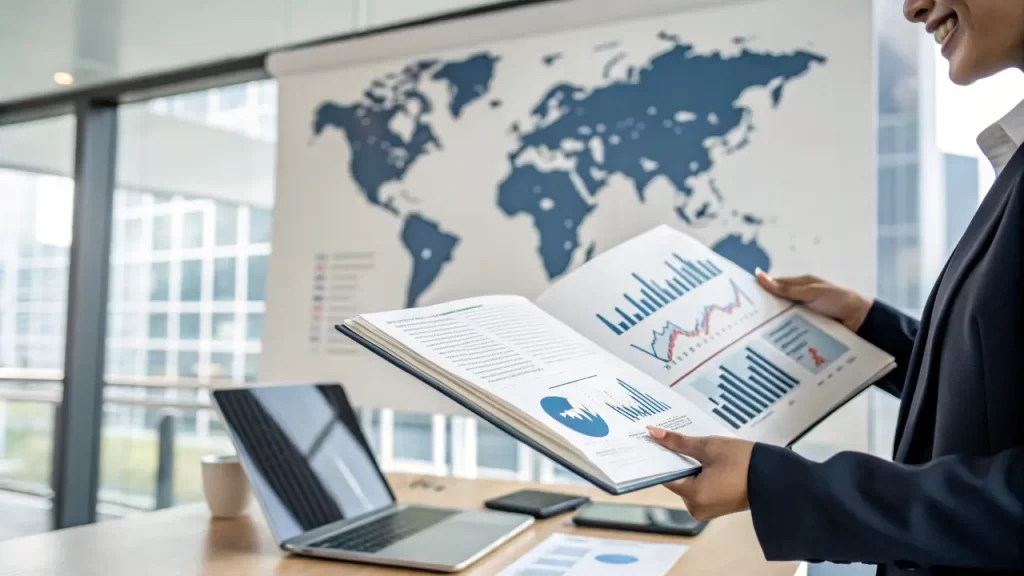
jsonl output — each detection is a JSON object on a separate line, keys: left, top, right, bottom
{"left": 747, "top": 141, "right": 1024, "bottom": 575}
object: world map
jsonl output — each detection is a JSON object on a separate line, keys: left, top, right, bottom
{"left": 312, "top": 35, "right": 826, "bottom": 307}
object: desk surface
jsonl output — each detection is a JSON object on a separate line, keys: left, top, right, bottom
{"left": 0, "top": 474, "right": 797, "bottom": 576}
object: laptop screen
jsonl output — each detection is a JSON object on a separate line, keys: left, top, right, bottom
{"left": 213, "top": 384, "right": 395, "bottom": 542}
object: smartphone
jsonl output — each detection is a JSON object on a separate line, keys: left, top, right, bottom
{"left": 572, "top": 502, "right": 709, "bottom": 536}
{"left": 484, "top": 489, "right": 590, "bottom": 519}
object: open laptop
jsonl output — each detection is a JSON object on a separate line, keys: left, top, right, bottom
{"left": 211, "top": 383, "right": 533, "bottom": 572}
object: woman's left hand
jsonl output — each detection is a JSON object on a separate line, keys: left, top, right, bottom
{"left": 647, "top": 427, "right": 756, "bottom": 521}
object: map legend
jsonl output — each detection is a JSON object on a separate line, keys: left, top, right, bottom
{"left": 308, "top": 251, "right": 374, "bottom": 356}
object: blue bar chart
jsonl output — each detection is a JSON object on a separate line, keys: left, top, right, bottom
{"left": 688, "top": 346, "right": 800, "bottom": 429}
{"left": 595, "top": 254, "right": 724, "bottom": 335}
{"left": 605, "top": 379, "right": 672, "bottom": 423}
{"left": 764, "top": 314, "right": 848, "bottom": 374}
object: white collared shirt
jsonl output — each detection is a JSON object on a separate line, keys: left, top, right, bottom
{"left": 977, "top": 98, "right": 1024, "bottom": 175}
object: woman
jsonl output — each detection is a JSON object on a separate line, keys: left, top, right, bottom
{"left": 647, "top": 1, "right": 1024, "bottom": 573}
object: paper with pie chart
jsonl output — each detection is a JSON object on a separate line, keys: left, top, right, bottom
{"left": 497, "top": 533, "right": 687, "bottom": 576}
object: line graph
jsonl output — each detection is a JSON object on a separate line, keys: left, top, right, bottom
{"left": 630, "top": 279, "right": 753, "bottom": 363}
{"left": 595, "top": 253, "right": 723, "bottom": 335}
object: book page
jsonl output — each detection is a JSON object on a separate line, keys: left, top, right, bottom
{"left": 536, "top": 226, "right": 894, "bottom": 445}
{"left": 357, "top": 295, "right": 731, "bottom": 485}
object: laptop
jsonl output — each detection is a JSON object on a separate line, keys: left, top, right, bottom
{"left": 211, "top": 383, "right": 534, "bottom": 572}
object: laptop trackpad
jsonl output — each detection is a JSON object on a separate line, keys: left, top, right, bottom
{"left": 375, "top": 509, "right": 526, "bottom": 565}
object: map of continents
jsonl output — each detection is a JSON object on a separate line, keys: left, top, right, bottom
{"left": 312, "top": 36, "right": 826, "bottom": 307}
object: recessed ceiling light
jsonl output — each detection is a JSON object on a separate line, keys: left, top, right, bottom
{"left": 53, "top": 72, "right": 74, "bottom": 86}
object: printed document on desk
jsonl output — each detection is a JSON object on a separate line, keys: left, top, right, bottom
{"left": 497, "top": 533, "right": 687, "bottom": 576}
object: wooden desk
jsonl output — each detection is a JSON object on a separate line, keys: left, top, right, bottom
{"left": 0, "top": 474, "right": 798, "bottom": 576}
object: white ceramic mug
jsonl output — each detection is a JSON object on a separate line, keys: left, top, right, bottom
{"left": 201, "top": 454, "right": 252, "bottom": 518}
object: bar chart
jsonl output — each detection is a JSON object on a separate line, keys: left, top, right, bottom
{"left": 688, "top": 345, "right": 800, "bottom": 429}
{"left": 604, "top": 378, "right": 673, "bottom": 423}
{"left": 764, "top": 313, "right": 848, "bottom": 374}
{"left": 595, "top": 253, "right": 724, "bottom": 336}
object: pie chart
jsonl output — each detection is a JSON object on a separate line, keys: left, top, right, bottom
{"left": 595, "top": 553, "right": 639, "bottom": 564}
{"left": 540, "top": 396, "right": 609, "bottom": 437}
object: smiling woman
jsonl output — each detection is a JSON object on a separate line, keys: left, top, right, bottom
{"left": 909, "top": 0, "right": 1024, "bottom": 84}
{"left": 650, "top": 1, "right": 1024, "bottom": 574}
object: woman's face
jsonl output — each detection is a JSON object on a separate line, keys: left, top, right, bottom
{"left": 904, "top": 0, "right": 1024, "bottom": 85}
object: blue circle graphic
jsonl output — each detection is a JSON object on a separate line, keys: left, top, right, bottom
{"left": 595, "top": 554, "right": 639, "bottom": 565}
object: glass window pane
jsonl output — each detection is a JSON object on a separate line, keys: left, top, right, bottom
{"left": 183, "top": 212, "right": 204, "bottom": 249}
{"left": 148, "top": 313, "right": 168, "bottom": 339}
{"left": 146, "top": 350, "right": 168, "bottom": 377}
{"left": 178, "top": 351, "right": 199, "bottom": 379}
{"left": 181, "top": 259, "right": 202, "bottom": 302}
{"left": 210, "top": 352, "right": 233, "bottom": 381}
{"left": 103, "top": 81, "right": 276, "bottom": 522}
{"left": 245, "top": 353, "right": 261, "bottom": 383}
{"left": 214, "top": 258, "right": 236, "bottom": 301}
{"left": 212, "top": 313, "right": 236, "bottom": 341}
{"left": 246, "top": 313, "right": 263, "bottom": 341}
{"left": 153, "top": 214, "right": 171, "bottom": 250}
{"left": 215, "top": 204, "right": 238, "bottom": 246}
{"left": 125, "top": 219, "right": 143, "bottom": 251}
{"left": 249, "top": 207, "right": 273, "bottom": 243}
{"left": 180, "top": 313, "right": 201, "bottom": 340}
{"left": 150, "top": 262, "right": 170, "bottom": 301}
{"left": 393, "top": 413, "right": 434, "bottom": 462}
{"left": 247, "top": 255, "right": 268, "bottom": 301}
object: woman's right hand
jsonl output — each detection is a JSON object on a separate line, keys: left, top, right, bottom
{"left": 755, "top": 269, "right": 873, "bottom": 332}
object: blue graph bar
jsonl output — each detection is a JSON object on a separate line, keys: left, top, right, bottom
{"left": 606, "top": 379, "right": 672, "bottom": 423}
{"left": 596, "top": 253, "right": 724, "bottom": 335}
{"left": 688, "top": 345, "right": 801, "bottom": 429}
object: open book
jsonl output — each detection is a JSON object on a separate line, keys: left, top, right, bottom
{"left": 338, "top": 226, "right": 895, "bottom": 494}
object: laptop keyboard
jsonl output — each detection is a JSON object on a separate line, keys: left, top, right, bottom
{"left": 311, "top": 508, "right": 457, "bottom": 554}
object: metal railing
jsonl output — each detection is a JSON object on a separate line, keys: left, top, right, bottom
{"left": 0, "top": 368, "right": 227, "bottom": 512}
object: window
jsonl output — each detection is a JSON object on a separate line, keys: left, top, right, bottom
{"left": 247, "top": 255, "right": 268, "bottom": 301}
{"left": 215, "top": 204, "right": 238, "bottom": 246}
{"left": 125, "top": 219, "right": 143, "bottom": 251}
{"left": 210, "top": 352, "right": 233, "bottom": 381}
{"left": 217, "top": 85, "right": 248, "bottom": 111}
{"left": 212, "top": 313, "right": 236, "bottom": 340}
{"left": 150, "top": 262, "right": 170, "bottom": 301}
{"left": 152, "top": 215, "right": 171, "bottom": 250}
{"left": 213, "top": 258, "right": 235, "bottom": 300}
{"left": 181, "top": 260, "right": 202, "bottom": 302}
{"left": 148, "top": 313, "right": 168, "bottom": 339}
{"left": 178, "top": 351, "right": 199, "bottom": 378}
{"left": 246, "top": 313, "right": 263, "bottom": 341}
{"left": 249, "top": 207, "right": 273, "bottom": 243}
{"left": 146, "top": 350, "right": 168, "bottom": 377}
{"left": 245, "top": 353, "right": 260, "bottom": 383}
{"left": 183, "top": 212, "right": 204, "bottom": 249}
{"left": 180, "top": 313, "right": 201, "bottom": 339}
{"left": 393, "top": 413, "right": 434, "bottom": 462}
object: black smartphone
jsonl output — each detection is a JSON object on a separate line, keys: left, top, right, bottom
{"left": 484, "top": 489, "right": 590, "bottom": 519}
{"left": 572, "top": 502, "right": 708, "bottom": 536}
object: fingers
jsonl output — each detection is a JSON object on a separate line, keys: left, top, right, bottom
{"left": 648, "top": 427, "right": 710, "bottom": 460}
{"left": 756, "top": 270, "right": 827, "bottom": 303}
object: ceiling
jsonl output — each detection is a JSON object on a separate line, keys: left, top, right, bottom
{"left": 0, "top": 0, "right": 494, "bottom": 104}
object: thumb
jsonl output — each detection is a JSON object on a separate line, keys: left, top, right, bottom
{"left": 648, "top": 427, "right": 709, "bottom": 460}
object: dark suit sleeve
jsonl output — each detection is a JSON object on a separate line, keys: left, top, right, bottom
{"left": 856, "top": 300, "right": 919, "bottom": 398}
{"left": 747, "top": 443, "right": 1024, "bottom": 570}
